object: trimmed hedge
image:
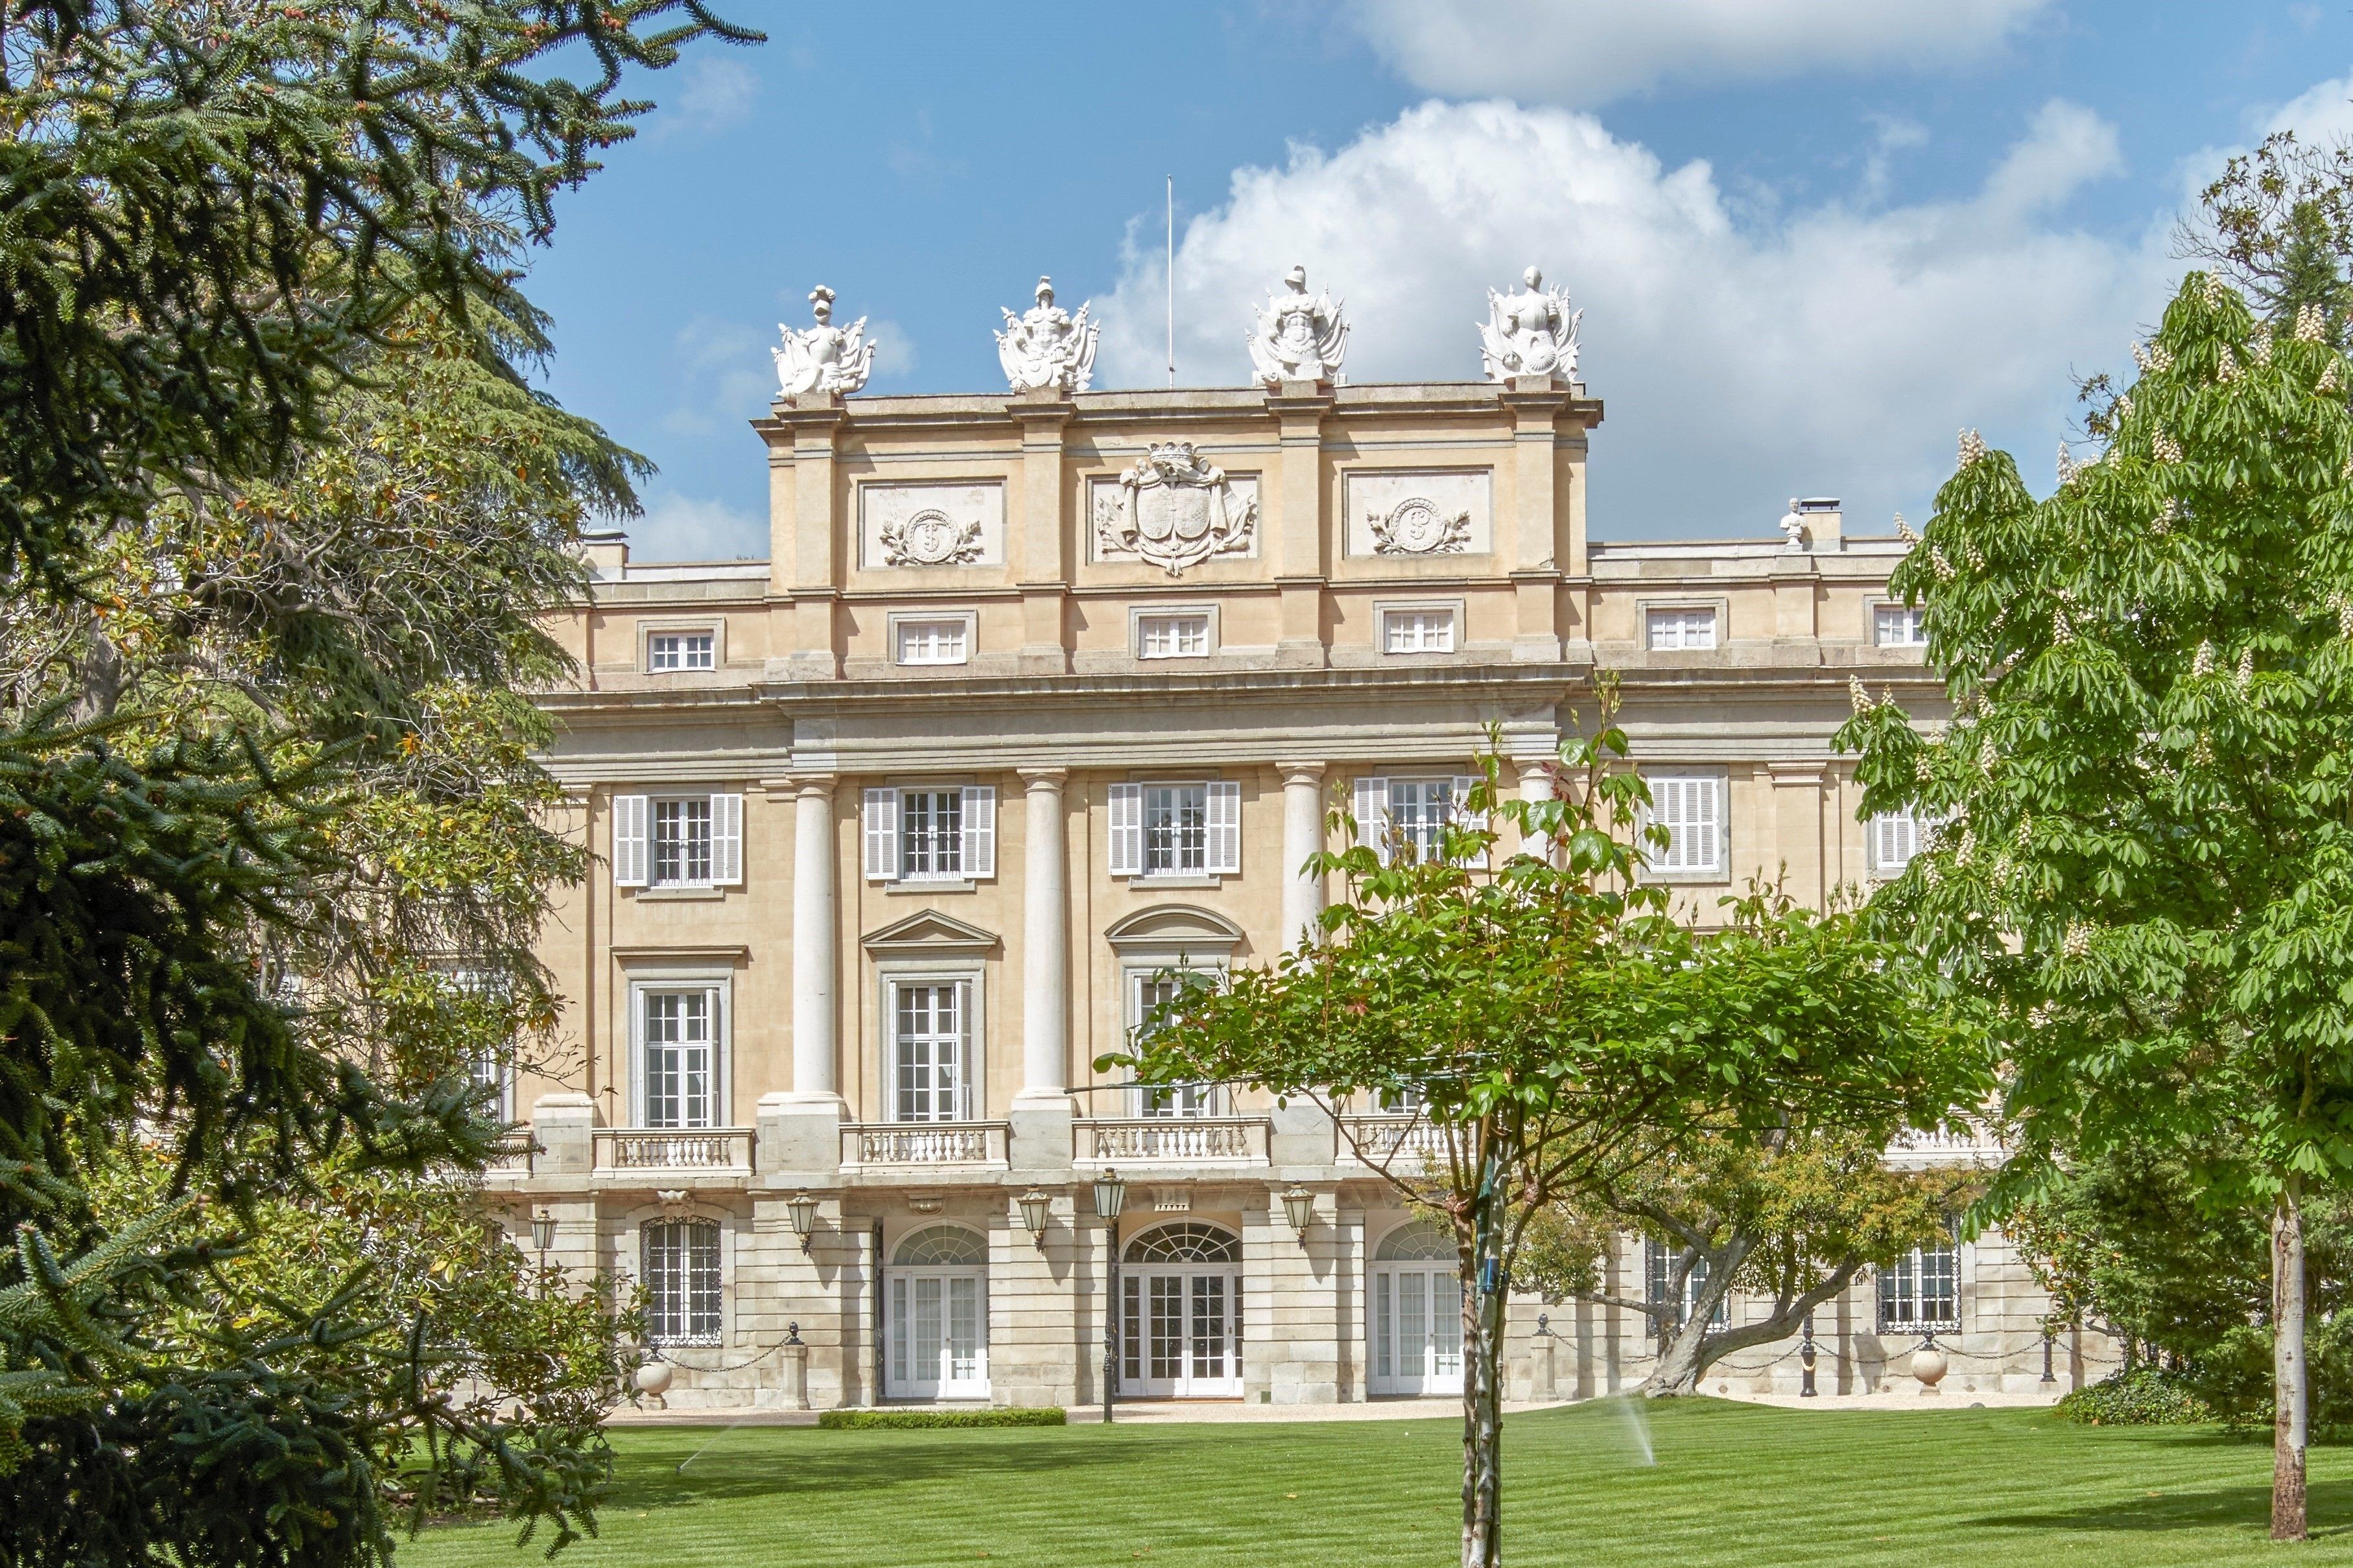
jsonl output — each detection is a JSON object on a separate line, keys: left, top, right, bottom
{"left": 817, "top": 1407, "right": 1067, "bottom": 1430}
{"left": 2055, "top": 1367, "right": 2215, "bottom": 1427}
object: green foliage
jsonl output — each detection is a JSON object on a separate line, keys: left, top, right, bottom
{"left": 814, "top": 1409, "right": 1067, "bottom": 1430}
{"left": 2058, "top": 1366, "right": 2217, "bottom": 1427}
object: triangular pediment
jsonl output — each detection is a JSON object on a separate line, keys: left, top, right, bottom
{"left": 861, "top": 909, "right": 1002, "bottom": 957}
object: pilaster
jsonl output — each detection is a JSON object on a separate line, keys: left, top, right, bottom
{"left": 1502, "top": 376, "right": 1569, "bottom": 663}
{"left": 1767, "top": 761, "right": 1828, "bottom": 909}
{"left": 779, "top": 395, "right": 846, "bottom": 679}
{"left": 1011, "top": 391, "right": 1075, "bottom": 675}
{"left": 1266, "top": 380, "right": 1332, "bottom": 668}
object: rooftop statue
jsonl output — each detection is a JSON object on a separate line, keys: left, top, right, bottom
{"left": 774, "top": 285, "right": 876, "bottom": 398}
{"left": 996, "top": 275, "right": 1100, "bottom": 393}
{"left": 1247, "top": 264, "right": 1349, "bottom": 386}
{"left": 1478, "top": 266, "right": 1580, "bottom": 384}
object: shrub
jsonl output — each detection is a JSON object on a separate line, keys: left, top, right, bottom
{"left": 816, "top": 1407, "right": 1067, "bottom": 1430}
{"left": 2057, "top": 1367, "right": 2215, "bottom": 1427}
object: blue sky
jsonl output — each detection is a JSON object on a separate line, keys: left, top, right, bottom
{"left": 522, "top": 2, "right": 2353, "bottom": 559}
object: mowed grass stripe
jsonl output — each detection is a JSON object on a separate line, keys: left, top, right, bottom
{"left": 402, "top": 1400, "right": 2353, "bottom": 1567}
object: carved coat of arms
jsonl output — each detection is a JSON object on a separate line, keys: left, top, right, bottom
{"left": 879, "top": 508, "right": 983, "bottom": 567}
{"left": 1370, "top": 496, "right": 1471, "bottom": 555}
{"left": 1094, "top": 443, "right": 1257, "bottom": 576}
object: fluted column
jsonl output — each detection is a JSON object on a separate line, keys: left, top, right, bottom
{"left": 1280, "top": 762, "right": 1326, "bottom": 951}
{"left": 788, "top": 776, "right": 840, "bottom": 1101}
{"left": 1018, "top": 768, "right": 1069, "bottom": 1098}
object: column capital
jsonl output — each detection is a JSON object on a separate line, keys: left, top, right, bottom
{"left": 784, "top": 772, "right": 837, "bottom": 800}
{"left": 1277, "top": 761, "right": 1327, "bottom": 787}
{"left": 1017, "top": 766, "right": 1070, "bottom": 790}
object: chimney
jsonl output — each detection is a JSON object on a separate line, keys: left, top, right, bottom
{"left": 1795, "top": 496, "right": 1841, "bottom": 551}
{"left": 578, "top": 522, "right": 630, "bottom": 579}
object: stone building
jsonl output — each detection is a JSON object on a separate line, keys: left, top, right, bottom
{"left": 492, "top": 272, "right": 2109, "bottom": 1410}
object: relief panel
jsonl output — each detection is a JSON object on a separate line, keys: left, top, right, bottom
{"left": 857, "top": 481, "right": 1006, "bottom": 569}
{"left": 1343, "top": 468, "right": 1494, "bottom": 559}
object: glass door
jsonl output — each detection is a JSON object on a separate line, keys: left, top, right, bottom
{"left": 1371, "top": 1264, "right": 1464, "bottom": 1396}
{"left": 887, "top": 1270, "right": 987, "bottom": 1399}
{"left": 1120, "top": 1268, "right": 1244, "bottom": 1396}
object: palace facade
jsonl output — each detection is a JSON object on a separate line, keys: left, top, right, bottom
{"left": 495, "top": 277, "right": 2109, "bottom": 1410}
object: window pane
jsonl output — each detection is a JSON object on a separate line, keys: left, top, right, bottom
{"left": 1144, "top": 784, "right": 1208, "bottom": 874}
{"left": 652, "top": 797, "right": 712, "bottom": 885}
{"left": 901, "top": 790, "right": 964, "bottom": 879}
{"left": 894, "top": 983, "right": 964, "bottom": 1123}
{"left": 897, "top": 620, "right": 969, "bottom": 664}
{"left": 1140, "top": 614, "right": 1209, "bottom": 659}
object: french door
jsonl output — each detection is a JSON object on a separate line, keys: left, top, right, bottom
{"left": 1120, "top": 1267, "right": 1242, "bottom": 1397}
{"left": 886, "top": 1269, "right": 987, "bottom": 1399}
{"left": 1371, "top": 1263, "right": 1463, "bottom": 1395}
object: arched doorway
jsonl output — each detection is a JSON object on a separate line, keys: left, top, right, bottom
{"left": 1370, "top": 1219, "right": 1462, "bottom": 1396}
{"left": 886, "top": 1224, "right": 988, "bottom": 1399}
{"left": 1120, "top": 1221, "right": 1242, "bottom": 1398}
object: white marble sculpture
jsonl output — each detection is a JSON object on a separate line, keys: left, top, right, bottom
{"left": 773, "top": 285, "right": 875, "bottom": 397}
{"left": 995, "top": 275, "right": 1098, "bottom": 393}
{"left": 1094, "top": 441, "right": 1257, "bottom": 576}
{"left": 1779, "top": 498, "right": 1807, "bottom": 550}
{"left": 1247, "top": 264, "right": 1349, "bottom": 385}
{"left": 1478, "top": 266, "right": 1581, "bottom": 383}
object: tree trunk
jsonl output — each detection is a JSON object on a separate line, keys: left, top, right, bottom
{"left": 2273, "top": 1184, "right": 2309, "bottom": 1542}
{"left": 1460, "top": 1154, "right": 1509, "bottom": 1568}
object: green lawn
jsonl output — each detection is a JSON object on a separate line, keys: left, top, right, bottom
{"left": 403, "top": 1401, "right": 2353, "bottom": 1567}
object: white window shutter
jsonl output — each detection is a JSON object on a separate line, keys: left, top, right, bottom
{"left": 1107, "top": 784, "right": 1143, "bottom": 877}
{"left": 1452, "top": 774, "right": 1488, "bottom": 866}
{"left": 1353, "top": 775, "right": 1390, "bottom": 863}
{"left": 613, "top": 793, "right": 649, "bottom": 887}
{"left": 956, "top": 978, "right": 975, "bottom": 1121}
{"left": 1696, "top": 776, "right": 1723, "bottom": 872}
{"left": 962, "top": 785, "right": 997, "bottom": 878}
{"left": 863, "top": 788, "right": 899, "bottom": 881}
{"left": 711, "top": 793, "right": 744, "bottom": 886}
{"left": 1207, "top": 780, "right": 1242, "bottom": 875}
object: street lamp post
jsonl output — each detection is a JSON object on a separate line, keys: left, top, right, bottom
{"left": 2041, "top": 1324, "right": 2057, "bottom": 1385}
{"left": 530, "top": 1208, "right": 557, "bottom": 1298}
{"left": 1093, "top": 1170, "right": 1128, "bottom": 1424}
{"left": 1799, "top": 1311, "right": 1818, "bottom": 1398}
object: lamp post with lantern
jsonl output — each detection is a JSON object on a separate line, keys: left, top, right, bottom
{"left": 1093, "top": 1170, "right": 1128, "bottom": 1423}
{"left": 529, "top": 1208, "right": 557, "bottom": 1298}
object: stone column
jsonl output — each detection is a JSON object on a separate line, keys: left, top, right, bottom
{"left": 1279, "top": 762, "right": 1325, "bottom": 952}
{"left": 1017, "top": 769, "right": 1070, "bottom": 1099}
{"left": 1516, "top": 758, "right": 1555, "bottom": 862}
{"left": 788, "top": 777, "right": 840, "bottom": 1103}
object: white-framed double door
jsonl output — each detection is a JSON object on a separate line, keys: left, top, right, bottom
{"left": 886, "top": 1267, "right": 988, "bottom": 1399}
{"left": 1120, "top": 1266, "right": 1242, "bottom": 1398}
{"left": 1370, "top": 1261, "right": 1464, "bottom": 1396}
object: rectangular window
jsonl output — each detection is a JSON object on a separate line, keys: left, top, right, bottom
{"left": 642, "top": 989, "right": 718, "bottom": 1129}
{"left": 1139, "top": 613, "right": 1211, "bottom": 659}
{"left": 1144, "top": 784, "right": 1209, "bottom": 874}
{"left": 900, "top": 790, "right": 965, "bottom": 880}
{"left": 1645, "top": 1237, "right": 1729, "bottom": 1333}
{"left": 643, "top": 1219, "right": 722, "bottom": 1344}
{"left": 1388, "top": 778, "right": 1460, "bottom": 863}
{"left": 1131, "top": 972, "right": 1217, "bottom": 1117}
{"left": 651, "top": 797, "right": 713, "bottom": 885}
{"left": 1875, "top": 603, "right": 1929, "bottom": 648}
{"left": 469, "top": 1047, "right": 510, "bottom": 1123}
{"left": 896, "top": 619, "right": 970, "bottom": 666}
{"left": 1382, "top": 608, "right": 1456, "bottom": 655}
{"left": 1644, "top": 773, "right": 1725, "bottom": 877}
{"left": 648, "top": 631, "right": 716, "bottom": 671}
{"left": 892, "top": 979, "right": 973, "bottom": 1123}
{"left": 1871, "top": 809, "right": 1920, "bottom": 876}
{"left": 1878, "top": 1243, "right": 1960, "bottom": 1332}
{"left": 1646, "top": 607, "right": 1719, "bottom": 651}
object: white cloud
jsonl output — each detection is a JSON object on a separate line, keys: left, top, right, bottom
{"left": 654, "top": 54, "right": 760, "bottom": 139}
{"left": 1352, "top": 0, "right": 2054, "bottom": 107}
{"left": 861, "top": 317, "right": 920, "bottom": 383}
{"left": 633, "top": 489, "right": 766, "bottom": 561}
{"left": 1094, "top": 98, "right": 2174, "bottom": 539}
{"left": 659, "top": 314, "right": 771, "bottom": 438}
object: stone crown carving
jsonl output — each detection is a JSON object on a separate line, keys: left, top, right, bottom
{"left": 996, "top": 275, "right": 1099, "bottom": 393}
{"left": 1369, "top": 495, "right": 1472, "bottom": 555}
{"left": 1247, "top": 264, "right": 1348, "bottom": 386}
{"left": 1478, "top": 265, "right": 1580, "bottom": 384}
{"left": 879, "top": 508, "right": 984, "bottom": 567}
{"left": 1094, "top": 443, "right": 1257, "bottom": 577}
{"left": 774, "top": 284, "right": 876, "bottom": 397}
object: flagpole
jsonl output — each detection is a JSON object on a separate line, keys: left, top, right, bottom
{"left": 1166, "top": 175, "right": 1176, "bottom": 389}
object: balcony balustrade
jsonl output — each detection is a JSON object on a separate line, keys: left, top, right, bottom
{"left": 592, "top": 1127, "right": 754, "bottom": 1173}
{"left": 841, "top": 1121, "right": 1011, "bottom": 1169}
{"left": 1336, "top": 1114, "right": 1453, "bottom": 1167}
{"left": 483, "top": 1132, "right": 539, "bottom": 1178}
{"left": 1075, "top": 1116, "right": 1270, "bottom": 1165}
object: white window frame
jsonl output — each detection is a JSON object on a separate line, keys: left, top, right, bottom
{"left": 1878, "top": 1240, "right": 1961, "bottom": 1334}
{"left": 639, "top": 618, "right": 723, "bottom": 674}
{"left": 613, "top": 791, "right": 743, "bottom": 891}
{"left": 646, "top": 629, "right": 716, "bottom": 672}
{"left": 1131, "top": 604, "right": 1218, "bottom": 661}
{"left": 642, "top": 1217, "right": 724, "bottom": 1346}
{"left": 468, "top": 1044, "right": 513, "bottom": 1123}
{"left": 862, "top": 784, "right": 997, "bottom": 884}
{"left": 1377, "top": 600, "right": 1462, "bottom": 656}
{"left": 1640, "top": 769, "right": 1729, "bottom": 881}
{"left": 627, "top": 974, "right": 731, "bottom": 1130}
{"left": 889, "top": 610, "right": 976, "bottom": 668}
{"left": 886, "top": 1226, "right": 991, "bottom": 1399}
{"left": 1126, "top": 965, "right": 1225, "bottom": 1117}
{"left": 1354, "top": 773, "right": 1486, "bottom": 867}
{"left": 884, "top": 972, "right": 982, "bottom": 1124}
{"left": 1873, "top": 600, "right": 1930, "bottom": 648}
{"left": 1644, "top": 605, "right": 1720, "bottom": 651}
{"left": 1646, "top": 1235, "right": 1730, "bottom": 1333}
{"left": 1108, "top": 780, "right": 1240, "bottom": 880}
{"left": 1869, "top": 808, "right": 1922, "bottom": 878}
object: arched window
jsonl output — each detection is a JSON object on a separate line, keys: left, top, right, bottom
{"left": 1375, "top": 1219, "right": 1455, "bottom": 1261}
{"left": 643, "top": 1218, "right": 722, "bottom": 1345}
{"left": 1124, "top": 1221, "right": 1241, "bottom": 1265}
{"left": 893, "top": 1224, "right": 987, "bottom": 1267}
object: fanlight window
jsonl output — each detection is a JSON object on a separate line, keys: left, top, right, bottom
{"left": 1375, "top": 1220, "right": 1456, "bottom": 1262}
{"left": 893, "top": 1224, "right": 988, "bottom": 1267}
{"left": 1123, "top": 1221, "right": 1241, "bottom": 1265}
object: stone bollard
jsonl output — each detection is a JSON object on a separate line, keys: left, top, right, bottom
{"left": 781, "top": 1322, "right": 810, "bottom": 1411}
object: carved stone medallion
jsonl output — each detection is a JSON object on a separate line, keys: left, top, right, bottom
{"left": 1370, "top": 495, "right": 1471, "bottom": 556}
{"left": 880, "top": 508, "right": 984, "bottom": 567}
{"left": 1093, "top": 442, "right": 1257, "bottom": 576}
